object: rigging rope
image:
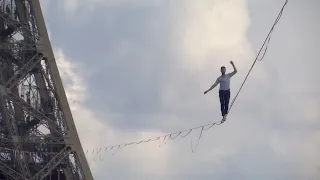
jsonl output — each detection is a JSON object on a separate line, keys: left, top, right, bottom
{"left": 0, "top": 0, "right": 289, "bottom": 158}
{"left": 228, "top": 0, "right": 288, "bottom": 114}
{"left": 86, "top": 0, "right": 289, "bottom": 155}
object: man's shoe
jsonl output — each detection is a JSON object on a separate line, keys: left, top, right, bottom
{"left": 221, "top": 116, "right": 226, "bottom": 122}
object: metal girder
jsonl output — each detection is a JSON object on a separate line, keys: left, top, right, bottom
{"left": 0, "top": 135, "right": 66, "bottom": 145}
{"left": 0, "top": 160, "right": 25, "bottom": 180}
{"left": 30, "top": 1, "right": 94, "bottom": 178}
{"left": 6, "top": 92, "right": 64, "bottom": 136}
{"left": 34, "top": 65, "right": 69, "bottom": 134}
{"left": 31, "top": 146, "right": 71, "bottom": 180}
{"left": 6, "top": 52, "right": 43, "bottom": 90}
{"left": 0, "top": 0, "right": 94, "bottom": 179}
{"left": 23, "top": 136, "right": 66, "bottom": 145}
{"left": 0, "top": 71, "right": 5, "bottom": 85}
{"left": 0, "top": 50, "right": 23, "bottom": 67}
{"left": 0, "top": 63, "right": 6, "bottom": 85}
{"left": 0, "top": 135, "right": 11, "bottom": 143}
{"left": 0, "top": 10, "right": 37, "bottom": 42}
{"left": 1, "top": 95, "right": 32, "bottom": 179}
{"left": 72, "top": 153, "right": 86, "bottom": 179}
{"left": 0, "top": 42, "right": 41, "bottom": 51}
{"left": 0, "top": 147, "right": 60, "bottom": 156}
{"left": 15, "top": 0, "right": 39, "bottom": 40}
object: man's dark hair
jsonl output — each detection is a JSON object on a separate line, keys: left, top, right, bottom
{"left": 221, "top": 66, "right": 226, "bottom": 69}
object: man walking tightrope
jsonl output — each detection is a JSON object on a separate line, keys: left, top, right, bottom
{"left": 204, "top": 61, "right": 237, "bottom": 122}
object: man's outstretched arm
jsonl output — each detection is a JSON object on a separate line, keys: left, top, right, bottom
{"left": 229, "top": 61, "right": 237, "bottom": 77}
{"left": 204, "top": 79, "right": 219, "bottom": 94}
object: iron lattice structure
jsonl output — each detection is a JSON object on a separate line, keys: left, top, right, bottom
{"left": 0, "top": 0, "right": 93, "bottom": 179}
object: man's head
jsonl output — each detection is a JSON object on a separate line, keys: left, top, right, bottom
{"left": 221, "top": 66, "right": 226, "bottom": 75}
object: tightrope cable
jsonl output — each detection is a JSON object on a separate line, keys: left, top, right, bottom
{"left": 0, "top": 0, "right": 289, "bottom": 159}
{"left": 228, "top": 0, "right": 288, "bottom": 113}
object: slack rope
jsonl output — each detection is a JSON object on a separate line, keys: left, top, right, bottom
{"left": 228, "top": 0, "right": 288, "bottom": 114}
{"left": 0, "top": 0, "right": 289, "bottom": 159}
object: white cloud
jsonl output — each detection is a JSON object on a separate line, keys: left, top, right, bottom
{"left": 62, "top": 0, "right": 163, "bottom": 15}
{"left": 48, "top": 0, "right": 320, "bottom": 179}
{"left": 178, "top": 0, "right": 252, "bottom": 68}
{"left": 55, "top": 48, "right": 171, "bottom": 176}
{"left": 160, "top": 0, "right": 254, "bottom": 115}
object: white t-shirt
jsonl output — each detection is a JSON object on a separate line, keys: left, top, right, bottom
{"left": 214, "top": 72, "right": 236, "bottom": 90}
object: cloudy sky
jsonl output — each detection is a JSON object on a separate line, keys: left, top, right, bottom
{"left": 40, "top": 0, "right": 319, "bottom": 179}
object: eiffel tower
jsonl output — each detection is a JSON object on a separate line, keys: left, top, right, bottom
{"left": 0, "top": 0, "right": 93, "bottom": 179}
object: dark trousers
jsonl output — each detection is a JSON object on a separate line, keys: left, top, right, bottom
{"left": 219, "top": 90, "right": 230, "bottom": 116}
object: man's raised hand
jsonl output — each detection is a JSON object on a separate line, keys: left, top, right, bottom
{"left": 230, "top": 61, "right": 234, "bottom": 65}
